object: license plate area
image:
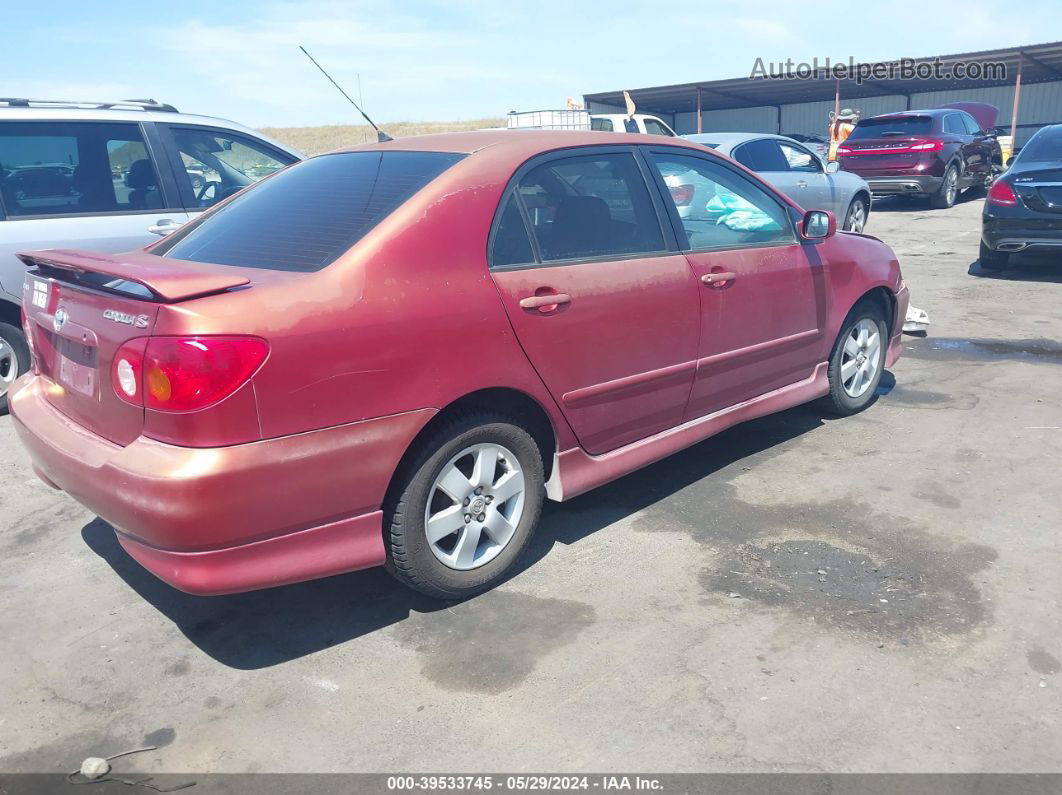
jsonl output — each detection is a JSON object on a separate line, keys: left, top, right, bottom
{"left": 56, "top": 337, "right": 97, "bottom": 398}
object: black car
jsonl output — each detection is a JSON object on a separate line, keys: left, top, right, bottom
{"left": 981, "top": 124, "right": 1062, "bottom": 270}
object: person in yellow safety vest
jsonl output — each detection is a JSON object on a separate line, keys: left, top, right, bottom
{"left": 828, "top": 108, "right": 859, "bottom": 161}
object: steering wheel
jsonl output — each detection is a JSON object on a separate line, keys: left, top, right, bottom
{"left": 196, "top": 180, "right": 217, "bottom": 203}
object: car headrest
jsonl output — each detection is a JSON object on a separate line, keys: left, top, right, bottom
{"left": 551, "top": 195, "right": 611, "bottom": 259}
{"left": 126, "top": 159, "right": 157, "bottom": 190}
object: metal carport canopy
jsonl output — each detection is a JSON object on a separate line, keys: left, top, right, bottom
{"left": 583, "top": 41, "right": 1062, "bottom": 114}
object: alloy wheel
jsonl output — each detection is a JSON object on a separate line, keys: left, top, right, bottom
{"left": 945, "top": 170, "right": 958, "bottom": 205}
{"left": 840, "top": 319, "right": 882, "bottom": 399}
{"left": 423, "top": 443, "right": 526, "bottom": 571}
{"left": 846, "top": 201, "right": 867, "bottom": 233}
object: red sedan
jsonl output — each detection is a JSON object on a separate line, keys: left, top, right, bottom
{"left": 10, "top": 130, "right": 909, "bottom": 599}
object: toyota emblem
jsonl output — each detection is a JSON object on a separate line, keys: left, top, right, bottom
{"left": 53, "top": 307, "right": 68, "bottom": 333}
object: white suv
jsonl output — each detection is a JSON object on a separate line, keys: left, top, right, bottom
{"left": 0, "top": 98, "right": 302, "bottom": 412}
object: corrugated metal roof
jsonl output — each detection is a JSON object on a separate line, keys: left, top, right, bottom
{"left": 583, "top": 41, "right": 1062, "bottom": 114}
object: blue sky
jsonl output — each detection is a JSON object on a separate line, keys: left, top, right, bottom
{"left": 2, "top": 0, "right": 1058, "bottom": 128}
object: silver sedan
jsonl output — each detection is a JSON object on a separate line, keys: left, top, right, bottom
{"left": 683, "top": 132, "right": 872, "bottom": 233}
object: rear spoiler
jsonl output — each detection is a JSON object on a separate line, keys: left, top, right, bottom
{"left": 17, "top": 249, "right": 250, "bottom": 302}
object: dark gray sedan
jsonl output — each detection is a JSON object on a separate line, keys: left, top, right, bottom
{"left": 683, "top": 132, "right": 873, "bottom": 233}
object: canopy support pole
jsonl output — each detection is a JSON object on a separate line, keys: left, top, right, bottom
{"left": 1009, "top": 54, "right": 1023, "bottom": 144}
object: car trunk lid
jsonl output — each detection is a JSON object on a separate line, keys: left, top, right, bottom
{"left": 839, "top": 137, "right": 930, "bottom": 171}
{"left": 840, "top": 115, "right": 936, "bottom": 172}
{"left": 1011, "top": 167, "right": 1062, "bottom": 214}
{"left": 18, "top": 249, "right": 251, "bottom": 446}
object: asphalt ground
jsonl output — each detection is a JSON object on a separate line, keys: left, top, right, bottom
{"left": 1, "top": 192, "right": 1059, "bottom": 775}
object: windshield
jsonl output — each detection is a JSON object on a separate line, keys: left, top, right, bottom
{"left": 154, "top": 151, "right": 464, "bottom": 272}
{"left": 1016, "top": 127, "right": 1062, "bottom": 163}
{"left": 847, "top": 116, "right": 934, "bottom": 139}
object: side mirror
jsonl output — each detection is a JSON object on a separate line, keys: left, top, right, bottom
{"left": 825, "top": 161, "right": 840, "bottom": 174}
{"left": 802, "top": 209, "right": 836, "bottom": 240}
{"left": 1006, "top": 156, "right": 1016, "bottom": 167}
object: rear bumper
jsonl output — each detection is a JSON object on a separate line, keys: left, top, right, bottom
{"left": 982, "top": 216, "right": 1062, "bottom": 252}
{"left": 864, "top": 176, "right": 943, "bottom": 196}
{"left": 10, "top": 375, "right": 436, "bottom": 594}
{"left": 115, "top": 511, "right": 385, "bottom": 595}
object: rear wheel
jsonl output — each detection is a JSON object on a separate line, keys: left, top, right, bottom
{"left": 843, "top": 196, "right": 869, "bottom": 232}
{"left": 822, "top": 301, "right": 887, "bottom": 416}
{"left": 979, "top": 240, "right": 1011, "bottom": 271}
{"left": 930, "top": 165, "right": 959, "bottom": 209}
{"left": 386, "top": 411, "right": 544, "bottom": 599}
{"left": 0, "top": 322, "right": 30, "bottom": 416}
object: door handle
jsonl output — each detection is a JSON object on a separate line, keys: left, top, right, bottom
{"left": 147, "top": 218, "right": 182, "bottom": 236}
{"left": 702, "top": 272, "right": 737, "bottom": 286}
{"left": 519, "top": 293, "right": 571, "bottom": 312}
{"left": 797, "top": 181, "right": 808, "bottom": 188}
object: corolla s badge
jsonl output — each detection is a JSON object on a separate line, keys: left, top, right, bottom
{"left": 53, "top": 308, "right": 68, "bottom": 333}
{"left": 103, "top": 309, "right": 150, "bottom": 329}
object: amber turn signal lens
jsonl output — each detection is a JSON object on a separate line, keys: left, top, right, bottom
{"left": 147, "top": 365, "right": 172, "bottom": 403}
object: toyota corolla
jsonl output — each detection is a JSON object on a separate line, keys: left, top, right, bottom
{"left": 10, "top": 130, "right": 909, "bottom": 599}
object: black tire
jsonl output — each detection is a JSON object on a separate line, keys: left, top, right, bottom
{"left": 930, "top": 164, "right": 959, "bottom": 209}
{"left": 821, "top": 300, "right": 888, "bottom": 417}
{"left": 0, "top": 321, "right": 31, "bottom": 416}
{"left": 843, "top": 195, "right": 869, "bottom": 232}
{"left": 979, "top": 240, "right": 1010, "bottom": 271}
{"left": 385, "top": 411, "right": 544, "bottom": 599}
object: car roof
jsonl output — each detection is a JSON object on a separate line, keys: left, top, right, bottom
{"left": 683, "top": 132, "right": 802, "bottom": 149}
{"left": 332, "top": 128, "right": 711, "bottom": 156}
{"left": 865, "top": 109, "right": 945, "bottom": 120}
{"left": 0, "top": 106, "right": 302, "bottom": 158}
{"left": 329, "top": 129, "right": 807, "bottom": 216}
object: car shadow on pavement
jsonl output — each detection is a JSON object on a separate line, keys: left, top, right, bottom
{"left": 967, "top": 256, "right": 1062, "bottom": 283}
{"left": 82, "top": 401, "right": 834, "bottom": 670}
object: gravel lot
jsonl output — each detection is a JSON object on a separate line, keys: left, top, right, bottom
{"left": 1, "top": 193, "right": 1059, "bottom": 775}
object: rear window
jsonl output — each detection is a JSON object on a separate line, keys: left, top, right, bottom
{"left": 1016, "top": 127, "right": 1062, "bottom": 162}
{"left": 155, "top": 151, "right": 464, "bottom": 271}
{"left": 847, "top": 116, "right": 934, "bottom": 140}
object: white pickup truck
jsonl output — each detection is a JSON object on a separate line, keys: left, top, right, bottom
{"left": 506, "top": 110, "right": 677, "bottom": 136}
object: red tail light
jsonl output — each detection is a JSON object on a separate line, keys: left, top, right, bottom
{"left": 838, "top": 139, "right": 943, "bottom": 155}
{"left": 669, "top": 184, "right": 695, "bottom": 206}
{"left": 987, "top": 179, "right": 1018, "bottom": 206}
{"left": 113, "top": 336, "right": 268, "bottom": 412}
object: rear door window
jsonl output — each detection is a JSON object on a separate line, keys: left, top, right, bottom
{"left": 491, "top": 194, "right": 535, "bottom": 267}
{"left": 943, "top": 114, "right": 965, "bottom": 135}
{"left": 0, "top": 121, "right": 166, "bottom": 217}
{"left": 590, "top": 118, "right": 615, "bottom": 132}
{"left": 155, "top": 151, "right": 463, "bottom": 271}
{"left": 732, "top": 139, "right": 791, "bottom": 171}
{"left": 515, "top": 151, "right": 665, "bottom": 262}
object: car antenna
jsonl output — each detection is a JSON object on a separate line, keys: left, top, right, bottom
{"left": 299, "top": 45, "right": 392, "bottom": 142}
